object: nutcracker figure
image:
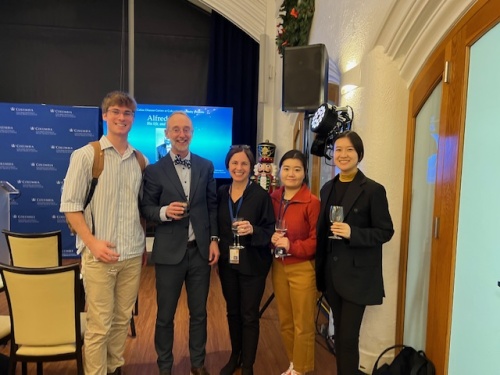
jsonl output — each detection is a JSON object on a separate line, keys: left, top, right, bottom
{"left": 252, "top": 140, "right": 278, "bottom": 193}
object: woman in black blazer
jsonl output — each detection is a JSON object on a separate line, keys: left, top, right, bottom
{"left": 315, "top": 131, "right": 394, "bottom": 375}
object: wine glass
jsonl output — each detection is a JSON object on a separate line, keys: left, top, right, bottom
{"left": 329, "top": 206, "right": 344, "bottom": 239}
{"left": 231, "top": 217, "right": 244, "bottom": 249}
{"left": 274, "top": 219, "right": 290, "bottom": 258}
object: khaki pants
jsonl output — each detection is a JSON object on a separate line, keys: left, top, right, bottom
{"left": 272, "top": 260, "right": 317, "bottom": 374}
{"left": 81, "top": 250, "right": 142, "bottom": 375}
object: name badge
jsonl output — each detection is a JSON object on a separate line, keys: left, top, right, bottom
{"left": 229, "top": 246, "right": 240, "bottom": 264}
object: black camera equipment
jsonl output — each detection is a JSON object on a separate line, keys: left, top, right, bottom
{"left": 310, "top": 103, "right": 354, "bottom": 159}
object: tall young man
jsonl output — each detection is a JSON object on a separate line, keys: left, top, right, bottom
{"left": 61, "top": 91, "right": 147, "bottom": 375}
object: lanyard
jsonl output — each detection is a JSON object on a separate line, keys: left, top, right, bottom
{"left": 228, "top": 180, "right": 250, "bottom": 221}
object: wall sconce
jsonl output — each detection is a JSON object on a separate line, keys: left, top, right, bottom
{"left": 341, "top": 64, "right": 361, "bottom": 95}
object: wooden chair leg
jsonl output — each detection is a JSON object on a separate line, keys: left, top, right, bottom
{"left": 77, "top": 351, "right": 84, "bottom": 375}
{"left": 36, "top": 362, "right": 43, "bottom": 375}
{"left": 8, "top": 359, "right": 16, "bottom": 375}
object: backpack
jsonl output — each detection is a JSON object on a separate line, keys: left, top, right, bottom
{"left": 67, "top": 141, "right": 146, "bottom": 234}
{"left": 372, "top": 344, "right": 436, "bottom": 375}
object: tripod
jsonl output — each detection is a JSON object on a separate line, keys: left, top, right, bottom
{"left": 259, "top": 292, "right": 275, "bottom": 317}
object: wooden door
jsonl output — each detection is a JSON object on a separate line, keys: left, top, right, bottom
{"left": 397, "top": 1, "right": 500, "bottom": 374}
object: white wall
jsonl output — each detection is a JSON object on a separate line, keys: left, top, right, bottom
{"left": 195, "top": 0, "right": 478, "bottom": 371}
{"left": 305, "top": 2, "right": 408, "bottom": 369}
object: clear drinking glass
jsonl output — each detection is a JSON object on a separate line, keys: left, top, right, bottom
{"left": 231, "top": 217, "right": 244, "bottom": 248}
{"left": 329, "top": 206, "right": 344, "bottom": 239}
{"left": 180, "top": 200, "right": 190, "bottom": 218}
{"left": 274, "top": 219, "right": 290, "bottom": 258}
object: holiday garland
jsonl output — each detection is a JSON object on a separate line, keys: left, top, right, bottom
{"left": 276, "top": 0, "right": 315, "bottom": 56}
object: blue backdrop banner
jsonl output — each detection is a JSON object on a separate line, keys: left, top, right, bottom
{"left": 0, "top": 102, "right": 100, "bottom": 258}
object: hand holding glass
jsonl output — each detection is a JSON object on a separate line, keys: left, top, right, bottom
{"left": 180, "top": 200, "right": 190, "bottom": 218}
{"left": 231, "top": 217, "right": 244, "bottom": 249}
{"left": 274, "top": 219, "right": 290, "bottom": 258}
{"left": 329, "top": 206, "right": 344, "bottom": 239}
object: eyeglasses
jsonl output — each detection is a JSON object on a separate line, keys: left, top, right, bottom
{"left": 169, "top": 127, "right": 193, "bottom": 135}
{"left": 107, "top": 109, "right": 135, "bottom": 118}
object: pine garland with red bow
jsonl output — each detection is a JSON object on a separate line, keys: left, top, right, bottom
{"left": 276, "top": 0, "right": 315, "bottom": 56}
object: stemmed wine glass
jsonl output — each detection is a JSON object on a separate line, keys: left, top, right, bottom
{"left": 274, "top": 219, "right": 290, "bottom": 258}
{"left": 329, "top": 206, "right": 344, "bottom": 239}
{"left": 231, "top": 217, "right": 244, "bottom": 249}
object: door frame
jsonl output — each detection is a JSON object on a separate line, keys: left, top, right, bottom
{"left": 397, "top": 0, "right": 500, "bottom": 373}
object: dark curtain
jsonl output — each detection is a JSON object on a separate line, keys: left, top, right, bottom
{"left": 206, "top": 12, "right": 259, "bottom": 148}
{"left": 134, "top": 0, "right": 211, "bottom": 105}
{"left": 0, "top": 0, "right": 210, "bottom": 106}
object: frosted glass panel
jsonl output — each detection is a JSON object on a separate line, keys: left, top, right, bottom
{"left": 449, "top": 22, "right": 500, "bottom": 374}
{"left": 403, "top": 83, "right": 442, "bottom": 349}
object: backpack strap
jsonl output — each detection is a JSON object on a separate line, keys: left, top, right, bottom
{"left": 84, "top": 141, "right": 104, "bottom": 235}
{"left": 132, "top": 149, "right": 147, "bottom": 232}
{"left": 83, "top": 141, "right": 104, "bottom": 210}
{"left": 134, "top": 149, "right": 146, "bottom": 172}
{"left": 90, "top": 141, "right": 104, "bottom": 179}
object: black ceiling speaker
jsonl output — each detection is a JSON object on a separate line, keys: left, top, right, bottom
{"left": 282, "top": 44, "right": 329, "bottom": 112}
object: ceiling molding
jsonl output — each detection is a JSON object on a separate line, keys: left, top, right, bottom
{"left": 376, "top": 0, "right": 476, "bottom": 86}
{"left": 197, "top": 0, "right": 266, "bottom": 41}
{"left": 186, "top": 0, "right": 212, "bottom": 13}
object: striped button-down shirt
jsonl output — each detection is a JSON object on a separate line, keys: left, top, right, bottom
{"left": 60, "top": 136, "right": 146, "bottom": 260}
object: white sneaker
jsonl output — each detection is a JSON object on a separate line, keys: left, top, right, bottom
{"left": 281, "top": 362, "right": 293, "bottom": 375}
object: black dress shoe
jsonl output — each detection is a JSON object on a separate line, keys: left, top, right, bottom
{"left": 219, "top": 353, "right": 241, "bottom": 375}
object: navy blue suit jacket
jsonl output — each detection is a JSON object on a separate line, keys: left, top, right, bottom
{"left": 140, "top": 153, "right": 218, "bottom": 265}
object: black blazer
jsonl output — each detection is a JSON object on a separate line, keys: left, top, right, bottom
{"left": 316, "top": 170, "right": 394, "bottom": 305}
{"left": 217, "top": 182, "right": 275, "bottom": 276}
{"left": 140, "top": 153, "right": 218, "bottom": 265}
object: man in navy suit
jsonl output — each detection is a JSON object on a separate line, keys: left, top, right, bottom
{"left": 140, "top": 111, "right": 220, "bottom": 375}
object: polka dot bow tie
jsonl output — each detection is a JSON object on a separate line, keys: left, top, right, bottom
{"left": 174, "top": 154, "right": 191, "bottom": 169}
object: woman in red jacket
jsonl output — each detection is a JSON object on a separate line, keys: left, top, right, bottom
{"left": 270, "top": 150, "right": 320, "bottom": 375}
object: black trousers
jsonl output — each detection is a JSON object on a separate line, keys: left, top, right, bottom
{"left": 218, "top": 261, "right": 268, "bottom": 368}
{"left": 324, "top": 257, "right": 366, "bottom": 375}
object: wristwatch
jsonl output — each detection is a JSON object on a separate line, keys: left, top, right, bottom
{"left": 210, "top": 236, "right": 220, "bottom": 242}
